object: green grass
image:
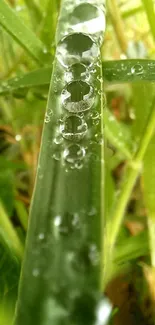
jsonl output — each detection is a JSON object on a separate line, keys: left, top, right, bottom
{"left": 0, "top": 0, "right": 155, "bottom": 324}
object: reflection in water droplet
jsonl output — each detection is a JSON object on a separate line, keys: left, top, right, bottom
{"left": 95, "top": 298, "right": 113, "bottom": 325}
{"left": 63, "top": 144, "right": 85, "bottom": 164}
{"left": 65, "top": 63, "right": 87, "bottom": 82}
{"left": 70, "top": 3, "right": 106, "bottom": 41}
{"left": 60, "top": 115, "right": 88, "bottom": 141}
{"left": 131, "top": 64, "right": 143, "bottom": 75}
{"left": 62, "top": 80, "right": 94, "bottom": 112}
{"left": 57, "top": 33, "right": 99, "bottom": 67}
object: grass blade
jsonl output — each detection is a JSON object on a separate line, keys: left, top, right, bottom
{"left": 0, "top": 203, "right": 24, "bottom": 260}
{"left": 143, "top": 138, "right": 155, "bottom": 266}
{"left": 40, "top": 0, "right": 58, "bottom": 49}
{"left": 14, "top": 1, "right": 112, "bottom": 324}
{"left": 0, "top": 0, "right": 52, "bottom": 65}
{"left": 141, "top": 0, "right": 155, "bottom": 39}
{"left": 24, "top": 0, "right": 42, "bottom": 28}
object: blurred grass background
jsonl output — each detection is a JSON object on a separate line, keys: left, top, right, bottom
{"left": 0, "top": 0, "right": 155, "bottom": 324}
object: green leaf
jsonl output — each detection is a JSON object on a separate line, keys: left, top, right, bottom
{"left": 0, "top": 170, "right": 14, "bottom": 216}
{"left": 0, "top": 0, "right": 52, "bottom": 64}
{"left": 114, "top": 230, "right": 149, "bottom": 264}
{"left": 143, "top": 138, "right": 155, "bottom": 221}
{"left": 103, "top": 59, "right": 155, "bottom": 83}
{"left": 0, "top": 203, "right": 24, "bottom": 260}
{"left": 24, "top": 0, "right": 42, "bottom": 28}
{"left": 14, "top": 1, "right": 109, "bottom": 324}
{"left": 105, "top": 109, "right": 133, "bottom": 158}
{"left": 40, "top": 0, "right": 58, "bottom": 49}
{"left": 0, "top": 67, "right": 52, "bottom": 95}
{"left": 132, "top": 82, "right": 155, "bottom": 140}
{"left": 141, "top": 0, "right": 155, "bottom": 39}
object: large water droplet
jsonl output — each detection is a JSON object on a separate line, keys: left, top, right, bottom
{"left": 63, "top": 144, "right": 85, "bottom": 164}
{"left": 61, "top": 80, "right": 94, "bottom": 112}
{"left": 57, "top": 33, "right": 100, "bottom": 67}
{"left": 70, "top": 3, "right": 106, "bottom": 41}
{"left": 60, "top": 115, "right": 88, "bottom": 141}
{"left": 65, "top": 63, "right": 87, "bottom": 82}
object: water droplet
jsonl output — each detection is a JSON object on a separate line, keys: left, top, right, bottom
{"left": 60, "top": 115, "right": 88, "bottom": 141}
{"left": 32, "top": 268, "right": 40, "bottom": 277}
{"left": 63, "top": 144, "right": 85, "bottom": 164}
{"left": 15, "top": 134, "right": 22, "bottom": 141}
{"left": 53, "top": 213, "right": 80, "bottom": 235}
{"left": 61, "top": 80, "right": 94, "bottom": 112}
{"left": 89, "top": 111, "right": 100, "bottom": 125}
{"left": 131, "top": 64, "right": 143, "bottom": 75}
{"left": 54, "top": 215, "right": 62, "bottom": 227}
{"left": 70, "top": 4, "right": 106, "bottom": 41}
{"left": 57, "top": 32, "right": 100, "bottom": 67}
{"left": 65, "top": 63, "right": 87, "bottom": 82}
{"left": 95, "top": 133, "right": 104, "bottom": 144}
{"left": 95, "top": 297, "right": 113, "bottom": 325}
{"left": 38, "top": 233, "right": 45, "bottom": 240}
{"left": 44, "top": 112, "right": 51, "bottom": 123}
{"left": 53, "top": 135, "right": 63, "bottom": 144}
{"left": 89, "top": 244, "right": 99, "bottom": 265}
{"left": 52, "top": 150, "right": 61, "bottom": 161}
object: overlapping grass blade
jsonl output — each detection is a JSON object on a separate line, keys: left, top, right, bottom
{"left": 1, "top": 59, "right": 155, "bottom": 96}
{"left": 141, "top": 0, "right": 155, "bottom": 39}
{"left": 0, "top": 0, "right": 52, "bottom": 64}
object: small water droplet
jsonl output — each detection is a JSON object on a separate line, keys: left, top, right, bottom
{"left": 89, "top": 111, "right": 100, "bottom": 125}
{"left": 44, "top": 112, "right": 51, "bottom": 123}
{"left": 38, "top": 233, "right": 45, "bottom": 240}
{"left": 95, "top": 133, "right": 104, "bottom": 144}
{"left": 32, "top": 268, "right": 40, "bottom": 277}
{"left": 53, "top": 135, "right": 63, "bottom": 144}
{"left": 57, "top": 32, "right": 100, "bottom": 67}
{"left": 61, "top": 80, "right": 94, "bottom": 112}
{"left": 60, "top": 115, "right": 88, "bottom": 141}
{"left": 89, "top": 244, "right": 99, "bottom": 265}
{"left": 63, "top": 144, "right": 86, "bottom": 164}
{"left": 131, "top": 64, "right": 143, "bottom": 75}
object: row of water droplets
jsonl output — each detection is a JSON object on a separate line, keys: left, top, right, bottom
{"left": 43, "top": 3, "right": 113, "bottom": 323}
{"left": 46, "top": 2, "right": 106, "bottom": 170}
